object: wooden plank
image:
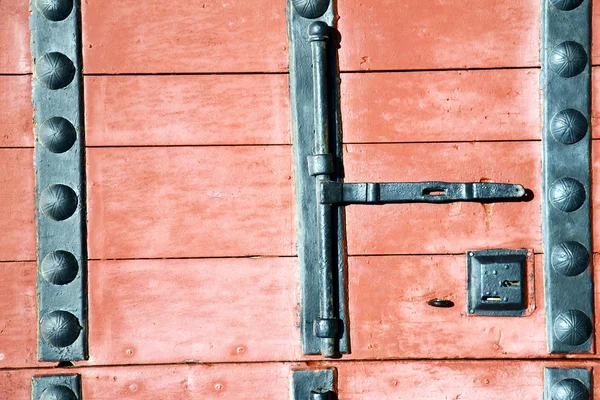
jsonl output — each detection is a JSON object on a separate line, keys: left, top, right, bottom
{"left": 337, "top": 0, "right": 541, "bottom": 71}
{"left": 86, "top": 146, "right": 295, "bottom": 259}
{"left": 340, "top": 69, "right": 541, "bottom": 143}
{"left": 0, "top": 0, "right": 30, "bottom": 73}
{"left": 343, "top": 142, "right": 542, "bottom": 255}
{"left": 84, "top": 75, "right": 290, "bottom": 146}
{"left": 87, "top": 258, "right": 300, "bottom": 365}
{"left": 0, "top": 361, "right": 596, "bottom": 399}
{"left": 590, "top": 67, "right": 600, "bottom": 139}
{"left": 0, "top": 262, "right": 38, "bottom": 369}
{"left": 591, "top": 141, "right": 600, "bottom": 251}
{"left": 346, "top": 254, "right": 546, "bottom": 360}
{"left": 81, "top": 0, "right": 288, "bottom": 74}
{"left": 0, "top": 149, "right": 35, "bottom": 262}
{"left": 0, "top": 76, "right": 33, "bottom": 147}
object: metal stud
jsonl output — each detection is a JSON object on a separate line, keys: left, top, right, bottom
{"left": 40, "top": 311, "right": 82, "bottom": 348}
{"left": 549, "top": 42, "right": 588, "bottom": 78}
{"left": 549, "top": 178, "right": 586, "bottom": 213}
{"left": 551, "top": 242, "right": 589, "bottom": 277}
{"left": 550, "top": 0, "right": 585, "bottom": 11}
{"left": 39, "top": 385, "right": 78, "bottom": 400}
{"left": 292, "top": 0, "right": 330, "bottom": 19}
{"left": 553, "top": 310, "right": 593, "bottom": 346}
{"left": 550, "top": 109, "right": 588, "bottom": 145}
{"left": 41, "top": 251, "right": 79, "bottom": 285}
{"left": 551, "top": 379, "right": 590, "bottom": 400}
{"left": 39, "top": 184, "right": 78, "bottom": 221}
{"left": 38, "top": 117, "right": 77, "bottom": 154}
{"left": 35, "top": 53, "right": 76, "bottom": 90}
{"left": 35, "top": 0, "right": 74, "bottom": 22}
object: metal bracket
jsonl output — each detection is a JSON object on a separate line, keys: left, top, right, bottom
{"left": 32, "top": 374, "right": 82, "bottom": 400}
{"left": 542, "top": 0, "right": 594, "bottom": 353}
{"left": 544, "top": 368, "right": 591, "bottom": 400}
{"left": 288, "top": 1, "right": 529, "bottom": 358}
{"left": 30, "top": 0, "right": 88, "bottom": 360}
{"left": 291, "top": 369, "right": 337, "bottom": 400}
{"left": 320, "top": 182, "right": 525, "bottom": 205}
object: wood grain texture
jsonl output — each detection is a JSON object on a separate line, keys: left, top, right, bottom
{"left": 0, "top": 262, "right": 37, "bottom": 369}
{"left": 340, "top": 69, "right": 540, "bottom": 143}
{"left": 84, "top": 75, "right": 290, "bottom": 146}
{"left": 0, "top": 149, "right": 35, "bottom": 261}
{"left": 86, "top": 146, "right": 295, "bottom": 259}
{"left": 87, "top": 258, "right": 300, "bottom": 365}
{"left": 343, "top": 142, "right": 542, "bottom": 255}
{"left": 0, "top": 0, "right": 30, "bottom": 73}
{"left": 337, "top": 0, "right": 540, "bottom": 71}
{"left": 346, "top": 254, "right": 546, "bottom": 360}
{"left": 0, "top": 361, "right": 596, "bottom": 399}
{"left": 81, "top": 0, "right": 288, "bottom": 73}
{"left": 590, "top": 141, "right": 600, "bottom": 251}
{"left": 0, "top": 76, "right": 33, "bottom": 147}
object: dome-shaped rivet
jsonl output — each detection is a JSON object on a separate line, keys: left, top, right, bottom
{"left": 554, "top": 310, "right": 592, "bottom": 346}
{"left": 550, "top": 41, "right": 588, "bottom": 78}
{"left": 38, "top": 117, "right": 77, "bottom": 153}
{"left": 41, "top": 251, "right": 79, "bottom": 285}
{"left": 292, "top": 0, "right": 329, "bottom": 19}
{"left": 551, "top": 378, "right": 590, "bottom": 400}
{"left": 35, "top": 0, "right": 74, "bottom": 21}
{"left": 39, "top": 385, "right": 78, "bottom": 400}
{"left": 550, "top": 109, "right": 588, "bottom": 144}
{"left": 550, "top": 0, "right": 585, "bottom": 11}
{"left": 310, "top": 391, "right": 334, "bottom": 400}
{"left": 549, "top": 178, "right": 586, "bottom": 212}
{"left": 40, "top": 184, "right": 78, "bottom": 221}
{"left": 36, "top": 52, "right": 76, "bottom": 90}
{"left": 40, "top": 310, "right": 82, "bottom": 348}
{"left": 551, "top": 242, "right": 590, "bottom": 276}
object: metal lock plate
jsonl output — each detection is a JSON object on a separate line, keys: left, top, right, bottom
{"left": 467, "top": 249, "right": 528, "bottom": 316}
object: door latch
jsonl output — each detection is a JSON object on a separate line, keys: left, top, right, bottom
{"left": 287, "top": 3, "right": 529, "bottom": 358}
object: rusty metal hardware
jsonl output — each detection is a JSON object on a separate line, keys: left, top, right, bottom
{"left": 291, "top": 369, "right": 336, "bottom": 400}
{"left": 31, "top": 0, "right": 88, "bottom": 361}
{"left": 542, "top": 0, "right": 594, "bottom": 354}
{"left": 32, "top": 374, "right": 82, "bottom": 400}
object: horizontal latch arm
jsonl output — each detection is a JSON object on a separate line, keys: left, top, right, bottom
{"left": 319, "top": 181, "right": 526, "bottom": 205}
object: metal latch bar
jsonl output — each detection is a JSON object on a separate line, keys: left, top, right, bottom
{"left": 320, "top": 181, "right": 526, "bottom": 205}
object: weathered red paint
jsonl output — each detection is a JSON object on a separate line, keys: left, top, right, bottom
{"left": 87, "top": 258, "right": 300, "bottom": 365}
{"left": 0, "top": 0, "right": 30, "bottom": 73}
{"left": 337, "top": 0, "right": 541, "bottom": 71}
{"left": 0, "top": 149, "right": 35, "bottom": 261}
{"left": 81, "top": 0, "right": 288, "bottom": 73}
{"left": 343, "top": 142, "right": 542, "bottom": 255}
{"left": 86, "top": 146, "right": 295, "bottom": 259}
{"left": 0, "top": 361, "right": 598, "bottom": 399}
{"left": 341, "top": 69, "right": 541, "bottom": 143}
{"left": 84, "top": 75, "right": 291, "bottom": 146}
{"left": 0, "top": 77, "right": 33, "bottom": 147}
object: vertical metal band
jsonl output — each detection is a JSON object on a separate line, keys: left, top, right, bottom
{"left": 32, "top": 374, "right": 82, "bottom": 400}
{"left": 287, "top": 0, "right": 349, "bottom": 356}
{"left": 542, "top": 0, "right": 594, "bottom": 353}
{"left": 544, "top": 368, "right": 591, "bottom": 400}
{"left": 291, "top": 369, "right": 336, "bottom": 400}
{"left": 30, "top": 0, "right": 88, "bottom": 360}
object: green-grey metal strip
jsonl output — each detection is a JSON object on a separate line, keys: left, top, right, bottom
{"left": 32, "top": 374, "right": 82, "bottom": 400}
{"left": 541, "top": 0, "right": 594, "bottom": 353}
{"left": 544, "top": 368, "right": 591, "bottom": 400}
{"left": 30, "top": 0, "right": 88, "bottom": 361}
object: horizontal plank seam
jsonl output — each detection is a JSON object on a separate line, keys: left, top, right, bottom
{"left": 340, "top": 65, "right": 542, "bottom": 74}
{"left": 2, "top": 357, "right": 600, "bottom": 371}
{"left": 83, "top": 71, "right": 289, "bottom": 77}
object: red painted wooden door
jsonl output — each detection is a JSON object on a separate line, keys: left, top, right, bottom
{"left": 1, "top": 0, "right": 599, "bottom": 398}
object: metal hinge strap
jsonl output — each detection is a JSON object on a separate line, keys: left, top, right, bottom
{"left": 30, "top": 0, "right": 88, "bottom": 360}
{"left": 541, "top": 0, "right": 594, "bottom": 354}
